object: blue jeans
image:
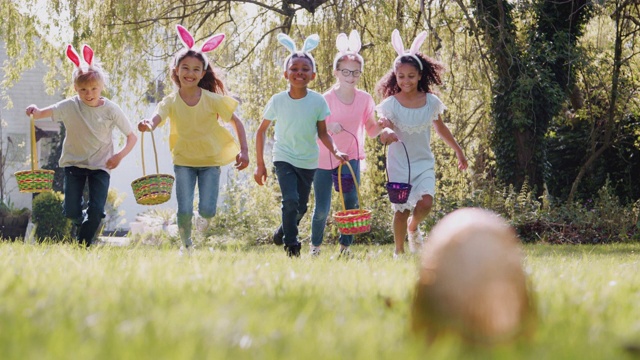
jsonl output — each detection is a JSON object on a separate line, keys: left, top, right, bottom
{"left": 63, "top": 166, "right": 110, "bottom": 246}
{"left": 311, "top": 160, "right": 360, "bottom": 247}
{"left": 174, "top": 165, "right": 221, "bottom": 247}
{"left": 274, "top": 161, "right": 315, "bottom": 247}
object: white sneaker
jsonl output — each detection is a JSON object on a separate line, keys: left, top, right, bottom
{"left": 310, "top": 246, "right": 321, "bottom": 257}
{"left": 195, "top": 216, "right": 210, "bottom": 233}
{"left": 408, "top": 230, "right": 423, "bottom": 253}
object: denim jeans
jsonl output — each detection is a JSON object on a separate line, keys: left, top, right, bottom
{"left": 274, "top": 161, "right": 316, "bottom": 247}
{"left": 63, "top": 166, "right": 110, "bottom": 246}
{"left": 311, "top": 159, "right": 360, "bottom": 247}
{"left": 174, "top": 165, "right": 221, "bottom": 247}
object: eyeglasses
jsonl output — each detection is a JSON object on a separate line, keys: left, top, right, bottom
{"left": 337, "top": 69, "right": 362, "bottom": 77}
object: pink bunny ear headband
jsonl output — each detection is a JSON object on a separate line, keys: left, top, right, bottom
{"left": 333, "top": 30, "right": 364, "bottom": 70}
{"left": 176, "top": 24, "right": 225, "bottom": 69}
{"left": 391, "top": 29, "right": 427, "bottom": 71}
{"left": 66, "top": 44, "right": 95, "bottom": 71}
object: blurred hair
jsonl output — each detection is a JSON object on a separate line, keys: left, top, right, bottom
{"left": 72, "top": 62, "right": 108, "bottom": 87}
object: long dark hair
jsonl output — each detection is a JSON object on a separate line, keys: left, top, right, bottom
{"left": 375, "top": 53, "right": 444, "bottom": 99}
{"left": 171, "top": 50, "right": 226, "bottom": 94}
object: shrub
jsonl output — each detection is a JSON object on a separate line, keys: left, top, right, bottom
{"left": 32, "top": 191, "right": 70, "bottom": 242}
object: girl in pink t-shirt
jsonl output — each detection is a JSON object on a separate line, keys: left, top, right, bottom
{"left": 309, "top": 31, "right": 385, "bottom": 257}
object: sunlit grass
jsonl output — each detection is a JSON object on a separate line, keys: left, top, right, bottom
{"left": 0, "top": 242, "right": 639, "bottom": 359}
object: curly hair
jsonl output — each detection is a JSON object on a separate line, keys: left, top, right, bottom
{"left": 171, "top": 50, "right": 226, "bottom": 94}
{"left": 375, "top": 53, "right": 444, "bottom": 99}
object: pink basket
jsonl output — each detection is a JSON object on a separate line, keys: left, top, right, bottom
{"left": 385, "top": 142, "right": 411, "bottom": 204}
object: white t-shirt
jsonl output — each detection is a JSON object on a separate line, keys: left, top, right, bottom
{"left": 51, "top": 96, "right": 133, "bottom": 172}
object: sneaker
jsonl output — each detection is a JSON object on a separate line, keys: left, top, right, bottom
{"left": 179, "top": 245, "right": 194, "bottom": 257}
{"left": 310, "top": 246, "right": 321, "bottom": 257}
{"left": 273, "top": 225, "right": 284, "bottom": 245}
{"left": 284, "top": 243, "right": 301, "bottom": 257}
{"left": 408, "top": 230, "right": 424, "bottom": 253}
{"left": 338, "top": 247, "right": 353, "bottom": 259}
{"left": 195, "top": 216, "right": 210, "bottom": 233}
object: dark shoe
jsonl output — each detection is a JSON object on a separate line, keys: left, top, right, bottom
{"left": 284, "top": 243, "right": 301, "bottom": 257}
{"left": 273, "top": 225, "right": 284, "bottom": 245}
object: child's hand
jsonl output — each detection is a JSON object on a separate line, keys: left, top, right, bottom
{"left": 379, "top": 128, "right": 399, "bottom": 145}
{"left": 254, "top": 164, "right": 268, "bottom": 186}
{"left": 25, "top": 105, "right": 41, "bottom": 117}
{"left": 106, "top": 154, "right": 123, "bottom": 170}
{"left": 378, "top": 117, "right": 393, "bottom": 129}
{"left": 234, "top": 150, "right": 249, "bottom": 170}
{"left": 334, "top": 151, "right": 349, "bottom": 164}
{"left": 456, "top": 151, "right": 468, "bottom": 171}
{"left": 138, "top": 120, "right": 153, "bottom": 132}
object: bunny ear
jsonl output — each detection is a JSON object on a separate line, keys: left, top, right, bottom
{"left": 66, "top": 45, "right": 80, "bottom": 67}
{"left": 391, "top": 29, "right": 405, "bottom": 56}
{"left": 302, "top": 34, "right": 320, "bottom": 53}
{"left": 335, "top": 33, "right": 349, "bottom": 54}
{"left": 176, "top": 25, "right": 195, "bottom": 49}
{"left": 82, "top": 45, "right": 94, "bottom": 65}
{"left": 409, "top": 31, "right": 428, "bottom": 54}
{"left": 348, "top": 30, "right": 361, "bottom": 53}
{"left": 200, "top": 33, "right": 225, "bottom": 53}
{"left": 277, "top": 33, "right": 297, "bottom": 53}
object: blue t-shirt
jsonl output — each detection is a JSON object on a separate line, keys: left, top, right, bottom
{"left": 263, "top": 90, "right": 331, "bottom": 169}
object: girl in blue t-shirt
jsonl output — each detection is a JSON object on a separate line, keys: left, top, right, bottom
{"left": 254, "top": 33, "right": 348, "bottom": 257}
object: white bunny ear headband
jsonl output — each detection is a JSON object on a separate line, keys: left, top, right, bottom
{"left": 277, "top": 33, "right": 320, "bottom": 72}
{"left": 391, "top": 29, "right": 427, "bottom": 71}
{"left": 66, "top": 44, "right": 95, "bottom": 71}
{"left": 333, "top": 30, "right": 364, "bottom": 71}
{"left": 176, "top": 24, "right": 225, "bottom": 69}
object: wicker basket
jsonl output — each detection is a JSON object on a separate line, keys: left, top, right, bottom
{"left": 385, "top": 142, "right": 412, "bottom": 204}
{"left": 14, "top": 115, "right": 54, "bottom": 193}
{"left": 333, "top": 161, "right": 371, "bottom": 235}
{"left": 131, "top": 129, "right": 174, "bottom": 205}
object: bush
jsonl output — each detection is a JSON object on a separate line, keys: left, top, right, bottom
{"left": 32, "top": 191, "right": 71, "bottom": 242}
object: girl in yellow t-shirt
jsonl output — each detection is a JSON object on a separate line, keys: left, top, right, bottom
{"left": 139, "top": 25, "right": 249, "bottom": 251}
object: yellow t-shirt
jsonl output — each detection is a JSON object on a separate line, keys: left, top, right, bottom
{"left": 156, "top": 90, "right": 240, "bottom": 167}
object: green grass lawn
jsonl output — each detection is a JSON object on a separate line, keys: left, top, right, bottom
{"left": 0, "top": 241, "right": 639, "bottom": 359}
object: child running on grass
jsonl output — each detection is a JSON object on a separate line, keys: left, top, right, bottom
{"left": 376, "top": 29, "right": 468, "bottom": 257}
{"left": 307, "top": 30, "right": 386, "bottom": 258}
{"left": 254, "top": 33, "right": 348, "bottom": 257}
{"left": 26, "top": 44, "right": 137, "bottom": 247}
{"left": 138, "top": 25, "right": 249, "bottom": 252}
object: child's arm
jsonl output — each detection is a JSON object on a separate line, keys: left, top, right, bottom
{"left": 254, "top": 119, "right": 271, "bottom": 186}
{"left": 230, "top": 114, "right": 250, "bottom": 170}
{"left": 433, "top": 115, "right": 468, "bottom": 170}
{"left": 25, "top": 104, "right": 54, "bottom": 119}
{"left": 365, "top": 112, "right": 384, "bottom": 138}
{"left": 138, "top": 115, "right": 162, "bottom": 132}
{"left": 317, "top": 120, "right": 349, "bottom": 163}
{"left": 106, "top": 131, "right": 138, "bottom": 170}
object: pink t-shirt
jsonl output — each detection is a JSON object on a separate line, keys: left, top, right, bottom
{"left": 317, "top": 88, "right": 375, "bottom": 170}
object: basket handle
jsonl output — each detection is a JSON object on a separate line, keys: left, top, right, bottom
{"left": 384, "top": 141, "right": 410, "bottom": 184}
{"left": 29, "top": 114, "right": 38, "bottom": 170}
{"left": 328, "top": 126, "right": 359, "bottom": 170}
{"left": 337, "top": 161, "right": 362, "bottom": 211}
{"left": 139, "top": 127, "right": 160, "bottom": 176}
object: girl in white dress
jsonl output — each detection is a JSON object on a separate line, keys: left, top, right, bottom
{"left": 376, "top": 29, "right": 468, "bottom": 257}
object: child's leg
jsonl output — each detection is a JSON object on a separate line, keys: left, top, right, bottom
{"left": 81, "top": 169, "right": 110, "bottom": 246}
{"left": 63, "top": 167, "right": 88, "bottom": 244}
{"left": 196, "top": 166, "right": 221, "bottom": 219}
{"left": 339, "top": 159, "right": 361, "bottom": 248}
{"left": 274, "top": 162, "right": 315, "bottom": 248}
{"left": 408, "top": 194, "right": 434, "bottom": 233}
{"left": 174, "top": 165, "right": 197, "bottom": 248}
{"left": 310, "top": 168, "right": 333, "bottom": 247}
{"left": 393, "top": 210, "right": 411, "bottom": 254}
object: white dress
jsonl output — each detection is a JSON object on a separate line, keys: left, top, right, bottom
{"left": 376, "top": 93, "right": 446, "bottom": 212}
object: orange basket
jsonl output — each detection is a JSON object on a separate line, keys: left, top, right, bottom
{"left": 14, "top": 115, "right": 54, "bottom": 193}
{"left": 130, "top": 129, "right": 174, "bottom": 205}
{"left": 332, "top": 161, "right": 372, "bottom": 235}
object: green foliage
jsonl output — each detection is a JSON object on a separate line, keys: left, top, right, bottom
{"left": 31, "top": 191, "right": 70, "bottom": 242}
